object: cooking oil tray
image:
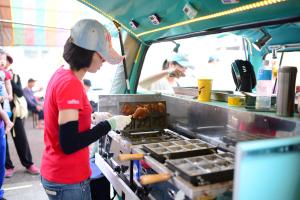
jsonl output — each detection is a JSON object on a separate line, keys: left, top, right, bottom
{"left": 166, "top": 153, "right": 234, "bottom": 186}
{"left": 143, "top": 139, "right": 217, "bottom": 163}
{"left": 119, "top": 101, "right": 167, "bottom": 136}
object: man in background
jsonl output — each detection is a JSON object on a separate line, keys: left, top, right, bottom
{"left": 23, "top": 79, "right": 44, "bottom": 129}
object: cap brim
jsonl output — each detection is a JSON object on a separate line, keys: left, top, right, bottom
{"left": 99, "top": 47, "right": 124, "bottom": 65}
{"left": 177, "top": 60, "right": 194, "bottom": 69}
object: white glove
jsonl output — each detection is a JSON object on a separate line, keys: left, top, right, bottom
{"left": 107, "top": 115, "right": 132, "bottom": 130}
{"left": 91, "top": 112, "right": 112, "bottom": 125}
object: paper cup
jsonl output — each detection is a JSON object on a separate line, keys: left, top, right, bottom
{"left": 197, "top": 79, "right": 212, "bottom": 102}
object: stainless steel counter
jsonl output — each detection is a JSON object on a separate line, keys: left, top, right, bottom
{"left": 96, "top": 94, "right": 300, "bottom": 199}
{"left": 98, "top": 94, "right": 300, "bottom": 152}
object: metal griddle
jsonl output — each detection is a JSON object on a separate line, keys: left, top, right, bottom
{"left": 120, "top": 101, "right": 167, "bottom": 133}
{"left": 118, "top": 101, "right": 182, "bottom": 144}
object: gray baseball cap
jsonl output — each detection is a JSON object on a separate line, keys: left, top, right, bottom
{"left": 71, "top": 19, "right": 123, "bottom": 65}
{"left": 168, "top": 53, "right": 194, "bottom": 69}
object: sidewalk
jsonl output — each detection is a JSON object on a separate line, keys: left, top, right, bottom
{"left": 3, "top": 117, "right": 47, "bottom": 200}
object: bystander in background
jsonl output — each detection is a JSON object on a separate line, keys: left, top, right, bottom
{"left": 0, "top": 50, "right": 14, "bottom": 133}
{"left": 0, "top": 49, "right": 13, "bottom": 123}
{"left": 4, "top": 52, "right": 39, "bottom": 178}
{"left": 139, "top": 53, "right": 193, "bottom": 94}
{"left": 23, "top": 78, "right": 44, "bottom": 129}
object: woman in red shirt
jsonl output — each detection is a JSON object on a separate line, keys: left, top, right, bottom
{"left": 40, "top": 19, "right": 131, "bottom": 200}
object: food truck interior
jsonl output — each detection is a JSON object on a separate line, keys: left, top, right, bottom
{"left": 77, "top": 0, "right": 300, "bottom": 199}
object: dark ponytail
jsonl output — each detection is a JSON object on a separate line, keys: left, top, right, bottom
{"left": 162, "top": 59, "right": 168, "bottom": 70}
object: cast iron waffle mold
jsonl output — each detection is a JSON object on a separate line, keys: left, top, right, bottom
{"left": 166, "top": 153, "right": 234, "bottom": 186}
{"left": 143, "top": 139, "right": 217, "bottom": 163}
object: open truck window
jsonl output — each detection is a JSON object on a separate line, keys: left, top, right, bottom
{"left": 137, "top": 33, "right": 245, "bottom": 94}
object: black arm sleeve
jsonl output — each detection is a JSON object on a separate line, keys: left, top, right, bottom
{"left": 59, "top": 120, "right": 111, "bottom": 154}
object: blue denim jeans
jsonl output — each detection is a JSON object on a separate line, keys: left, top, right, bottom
{"left": 0, "top": 123, "right": 6, "bottom": 199}
{"left": 41, "top": 176, "right": 92, "bottom": 200}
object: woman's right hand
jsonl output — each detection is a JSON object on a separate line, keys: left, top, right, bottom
{"left": 168, "top": 67, "right": 186, "bottom": 78}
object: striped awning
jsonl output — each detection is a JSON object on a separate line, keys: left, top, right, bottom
{"left": 0, "top": 0, "right": 109, "bottom": 46}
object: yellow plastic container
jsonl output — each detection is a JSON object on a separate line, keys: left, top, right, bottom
{"left": 228, "top": 96, "right": 243, "bottom": 106}
{"left": 197, "top": 79, "right": 212, "bottom": 102}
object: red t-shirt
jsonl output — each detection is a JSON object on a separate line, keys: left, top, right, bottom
{"left": 41, "top": 66, "right": 92, "bottom": 184}
{"left": 4, "top": 70, "right": 11, "bottom": 80}
{"left": 0, "top": 69, "right": 11, "bottom": 81}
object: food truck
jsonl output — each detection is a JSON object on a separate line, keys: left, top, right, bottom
{"left": 78, "top": 0, "right": 300, "bottom": 199}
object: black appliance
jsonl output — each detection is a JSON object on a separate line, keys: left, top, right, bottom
{"left": 231, "top": 60, "right": 256, "bottom": 92}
